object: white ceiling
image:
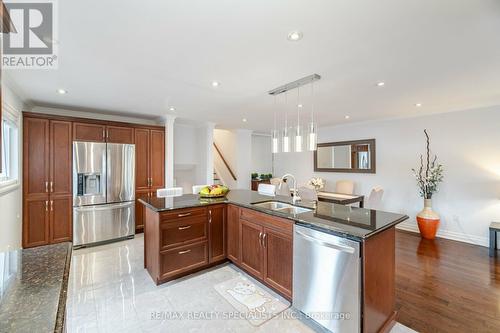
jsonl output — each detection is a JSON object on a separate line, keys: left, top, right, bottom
{"left": 6, "top": 0, "right": 500, "bottom": 131}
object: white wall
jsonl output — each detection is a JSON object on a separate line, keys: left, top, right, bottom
{"left": 274, "top": 106, "right": 500, "bottom": 247}
{"left": 214, "top": 129, "right": 252, "bottom": 189}
{"left": 251, "top": 134, "right": 273, "bottom": 176}
{"left": 174, "top": 121, "right": 214, "bottom": 193}
{"left": 0, "top": 84, "right": 26, "bottom": 251}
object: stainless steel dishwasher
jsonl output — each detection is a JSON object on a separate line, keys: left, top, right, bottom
{"left": 293, "top": 224, "right": 361, "bottom": 333}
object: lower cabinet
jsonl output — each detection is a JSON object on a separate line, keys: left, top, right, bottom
{"left": 226, "top": 204, "right": 240, "bottom": 263}
{"left": 24, "top": 198, "right": 50, "bottom": 248}
{"left": 240, "top": 219, "right": 265, "bottom": 279}
{"left": 239, "top": 208, "right": 293, "bottom": 299}
{"left": 49, "top": 196, "right": 73, "bottom": 243}
{"left": 143, "top": 203, "right": 293, "bottom": 299}
{"left": 208, "top": 205, "right": 226, "bottom": 263}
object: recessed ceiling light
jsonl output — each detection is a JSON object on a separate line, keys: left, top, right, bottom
{"left": 297, "top": 104, "right": 303, "bottom": 108}
{"left": 242, "top": 118, "right": 247, "bottom": 122}
{"left": 376, "top": 82, "right": 385, "bottom": 87}
{"left": 57, "top": 89, "right": 67, "bottom": 94}
{"left": 169, "top": 107, "right": 175, "bottom": 111}
{"left": 211, "top": 81, "right": 220, "bottom": 87}
{"left": 415, "top": 103, "right": 422, "bottom": 107}
{"left": 344, "top": 115, "right": 350, "bottom": 119}
{"left": 287, "top": 31, "right": 303, "bottom": 41}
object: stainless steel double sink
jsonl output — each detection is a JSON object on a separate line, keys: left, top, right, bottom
{"left": 251, "top": 201, "right": 312, "bottom": 215}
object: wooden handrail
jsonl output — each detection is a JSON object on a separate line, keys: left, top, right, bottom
{"left": 213, "top": 143, "right": 237, "bottom": 181}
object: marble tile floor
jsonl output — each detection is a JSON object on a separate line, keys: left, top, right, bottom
{"left": 66, "top": 234, "right": 417, "bottom": 333}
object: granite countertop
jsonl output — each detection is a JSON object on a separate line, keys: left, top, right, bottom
{"left": 0, "top": 242, "right": 72, "bottom": 333}
{"left": 138, "top": 189, "right": 408, "bottom": 241}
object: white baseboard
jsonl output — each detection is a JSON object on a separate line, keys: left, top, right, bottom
{"left": 396, "top": 222, "right": 489, "bottom": 248}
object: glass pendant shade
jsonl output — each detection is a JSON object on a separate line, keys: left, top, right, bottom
{"left": 272, "top": 129, "right": 279, "bottom": 154}
{"left": 294, "top": 125, "right": 303, "bottom": 152}
{"left": 307, "top": 122, "right": 317, "bottom": 151}
{"left": 282, "top": 127, "right": 291, "bottom": 153}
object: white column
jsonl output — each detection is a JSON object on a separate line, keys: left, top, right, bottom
{"left": 163, "top": 115, "right": 176, "bottom": 188}
{"left": 205, "top": 122, "right": 215, "bottom": 185}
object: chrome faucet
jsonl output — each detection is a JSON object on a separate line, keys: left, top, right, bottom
{"left": 280, "top": 173, "right": 300, "bottom": 204}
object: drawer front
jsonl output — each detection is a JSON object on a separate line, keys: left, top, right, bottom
{"left": 160, "top": 242, "right": 208, "bottom": 279}
{"left": 240, "top": 207, "right": 293, "bottom": 234}
{"left": 160, "top": 207, "right": 207, "bottom": 222}
{"left": 160, "top": 216, "right": 207, "bottom": 250}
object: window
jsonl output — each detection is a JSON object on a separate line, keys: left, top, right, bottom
{"left": 0, "top": 103, "right": 19, "bottom": 189}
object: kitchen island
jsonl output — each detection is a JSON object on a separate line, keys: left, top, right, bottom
{"left": 139, "top": 189, "right": 408, "bottom": 333}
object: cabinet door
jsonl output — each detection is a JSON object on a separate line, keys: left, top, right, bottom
{"left": 24, "top": 117, "right": 49, "bottom": 197}
{"left": 135, "top": 129, "right": 150, "bottom": 191}
{"left": 49, "top": 197, "right": 72, "bottom": 243}
{"left": 209, "top": 205, "right": 226, "bottom": 263}
{"left": 107, "top": 126, "right": 134, "bottom": 144}
{"left": 227, "top": 204, "right": 240, "bottom": 263}
{"left": 240, "top": 219, "right": 264, "bottom": 279}
{"left": 73, "top": 122, "right": 106, "bottom": 142}
{"left": 50, "top": 120, "right": 72, "bottom": 196}
{"left": 135, "top": 189, "right": 150, "bottom": 231}
{"left": 150, "top": 129, "right": 165, "bottom": 189}
{"left": 23, "top": 198, "right": 50, "bottom": 248}
{"left": 263, "top": 227, "right": 293, "bottom": 299}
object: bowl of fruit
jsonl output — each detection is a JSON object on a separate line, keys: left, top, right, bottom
{"left": 198, "top": 185, "right": 230, "bottom": 198}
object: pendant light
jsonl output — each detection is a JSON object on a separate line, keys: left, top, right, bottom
{"left": 272, "top": 95, "right": 279, "bottom": 154}
{"left": 307, "top": 81, "right": 317, "bottom": 151}
{"left": 294, "top": 87, "right": 303, "bottom": 152}
{"left": 282, "top": 91, "right": 291, "bottom": 153}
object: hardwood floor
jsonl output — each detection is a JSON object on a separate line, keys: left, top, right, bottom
{"left": 396, "top": 230, "right": 500, "bottom": 333}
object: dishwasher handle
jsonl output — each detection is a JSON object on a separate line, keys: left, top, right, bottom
{"left": 295, "top": 230, "right": 356, "bottom": 254}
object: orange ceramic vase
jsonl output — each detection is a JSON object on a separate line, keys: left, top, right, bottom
{"left": 416, "top": 199, "right": 440, "bottom": 240}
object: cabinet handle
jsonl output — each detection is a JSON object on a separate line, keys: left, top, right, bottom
{"left": 177, "top": 212, "right": 192, "bottom": 217}
{"left": 150, "top": 178, "right": 153, "bottom": 186}
{"left": 107, "top": 129, "right": 109, "bottom": 140}
{"left": 45, "top": 201, "right": 48, "bottom": 211}
{"left": 50, "top": 200, "right": 54, "bottom": 211}
{"left": 178, "top": 225, "right": 191, "bottom": 230}
{"left": 45, "top": 181, "right": 49, "bottom": 193}
{"left": 178, "top": 249, "right": 191, "bottom": 255}
{"left": 208, "top": 210, "right": 212, "bottom": 224}
{"left": 102, "top": 129, "right": 105, "bottom": 140}
{"left": 50, "top": 181, "right": 54, "bottom": 193}
{"left": 262, "top": 233, "right": 267, "bottom": 248}
{"left": 259, "top": 232, "right": 263, "bottom": 247}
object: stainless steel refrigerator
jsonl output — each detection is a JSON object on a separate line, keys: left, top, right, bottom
{"left": 72, "top": 142, "right": 135, "bottom": 248}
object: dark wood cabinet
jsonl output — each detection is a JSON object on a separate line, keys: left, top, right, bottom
{"left": 240, "top": 218, "right": 265, "bottom": 279}
{"left": 24, "top": 198, "right": 50, "bottom": 248}
{"left": 239, "top": 207, "right": 293, "bottom": 299}
{"left": 208, "top": 205, "right": 226, "bottom": 263}
{"left": 263, "top": 227, "right": 293, "bottom": 298}
{"left": 150, "top": 129, "right": 165, "bottom": 190}
{"left": 23, "top": 117, "right": 72, "bottom": 248}
{"left": 73, "top": 122, "right": 106, "bottom": 142}
{"left": 107, "top": 125, "right": 134, "bottom": 144}
{"left": 226, "top": 204, "right": 240, "bottom": 263}
{"left": 73, "top": 122, "right": 135, "bottom": 144}
{"left": 135, "top": 128, "right": 165, "bottom": 232}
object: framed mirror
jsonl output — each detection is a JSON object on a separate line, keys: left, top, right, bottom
{"left": 314, "top": 139, "right": 376, "bottom": 173}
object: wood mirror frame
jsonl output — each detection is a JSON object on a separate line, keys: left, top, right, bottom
{"left": 313, "top": 139, "right": 376, "bottom": 173}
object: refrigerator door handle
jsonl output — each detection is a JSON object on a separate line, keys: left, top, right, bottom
{"left": 74, "top": 202, "right": 134, "bottom": 212}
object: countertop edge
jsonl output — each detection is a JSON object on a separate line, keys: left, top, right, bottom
{"left": 54, "top": 242, "right": 72, "bottom": 333}
{"left": 138, "top": 197, "right": 409, "bottom": 241}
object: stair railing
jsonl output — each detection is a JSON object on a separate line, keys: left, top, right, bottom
{"left": 213, "top": 143, "right": 237, "bottom": 181}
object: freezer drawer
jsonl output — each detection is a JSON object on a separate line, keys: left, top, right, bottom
{"left": 293, "top": 225, "right": 361, "bottom": 333}
{"left": 73, "top": 202, "right": 135, "bottom": 247}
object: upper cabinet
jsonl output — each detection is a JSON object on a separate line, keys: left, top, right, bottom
{"left": 106, "top": 125, "right": 134, "bottom": 144}
{"left": 73, "top": 122, "right": 134, "bottom": 144}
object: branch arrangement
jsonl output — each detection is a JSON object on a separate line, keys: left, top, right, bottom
{"left": 412, "top": 129, "right": 444, "bottom": 199}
